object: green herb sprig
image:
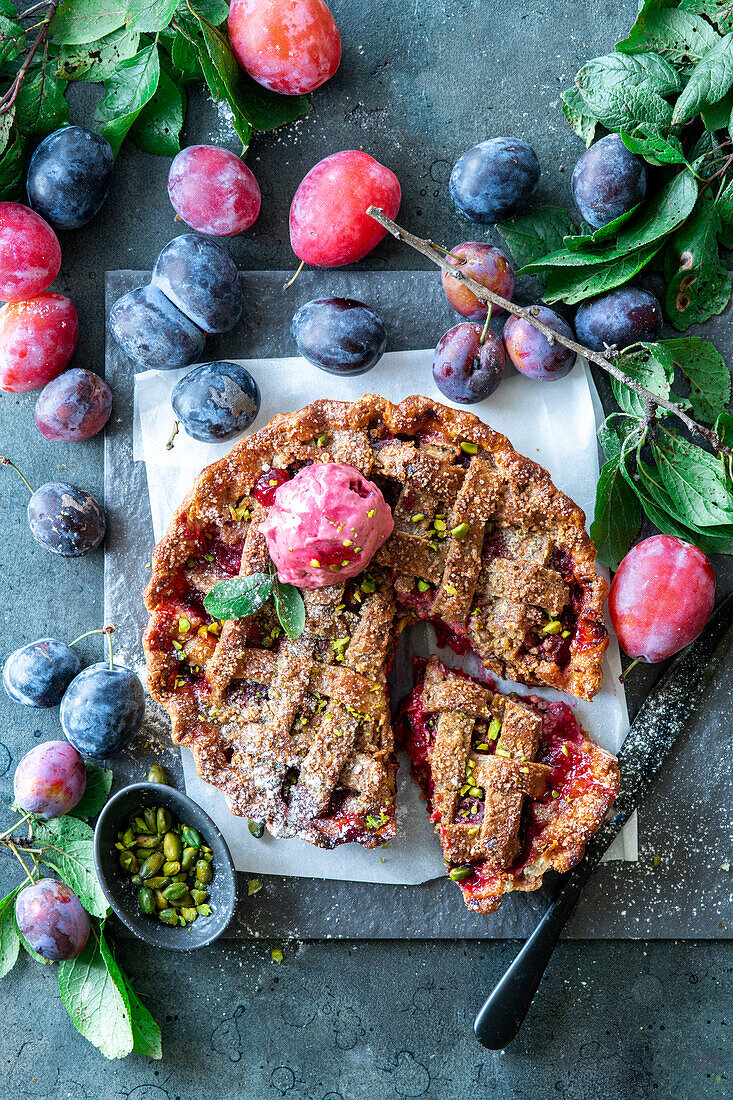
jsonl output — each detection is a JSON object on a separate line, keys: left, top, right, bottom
{"left": 0, "top": 0, "right": 309, "bottom": 196}
{"left": 203, "top": 570, "right": 306, "bottom": 638}
{"left": 0, "top": 763, "right": 163, "bottom": 1059}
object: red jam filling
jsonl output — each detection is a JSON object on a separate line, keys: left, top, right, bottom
{"left": 253, "top": 468, "right": 290, "bottom": 506}
{"left": 398, "top": 663, "right": 614, "bottom": 903}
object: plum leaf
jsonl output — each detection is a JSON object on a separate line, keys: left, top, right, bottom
{"left": 497, "top": 206, "right": 577, "bottom": 271}
{"left": 0, "top": 886, "right": 21, "bottom": 980}
{"left": 590, "top": 453, "right": 643, "bottom": 569}
{"left": 561, "top": 85, "right": 597, "bottom": 147}
{"left": 58, "top": 922, "right": 135, "bottom": 1060}
{"left": 663, "top": 336, "right": 732, "bottom": 422}
{"left": 34, "top": 816, "right": 109, "bottom": 919}
{"left": 69, "top": 762, "right": 113, "bottom": 820}
{"left": 94, "top": 43, "right": 161, "bottom": 156}
{"left": 616, "top": 4, "right": 719, "bottom": 71}
{"left": 664, "top": 190, "right": 732, "bottom": 329}
{"left": 620, "top": 125, "right": 689, "bottom": 166}
{"left": 98, "top": 928, "right": 162, "bottom": 1058}
{"left": 653, "top": 428, "right": 733, "bottom": 528}
{"left": 612, "top": 343, "right": 675, "bottom": 418}
{"left": 50, "top": 0, "right": 128, "bottom": 46}
{"left": 672, "top": 32, "right": 733, "bottom": 123}
{"left": 129, "top": 68, "right": 185, "bottom": 156}
{"left": 541, "top": 242, "right": 663, "bottom": 305}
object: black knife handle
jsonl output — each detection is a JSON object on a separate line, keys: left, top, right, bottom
{"left": 473, "top": 592, "right": 733, "bottom": 1051}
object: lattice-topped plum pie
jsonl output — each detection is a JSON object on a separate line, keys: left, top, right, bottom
{"left": 398, "top": 657, "right": 620, "bottom": 913}
{"left": 144, "top": 394, "right": 610, "bottom": 853}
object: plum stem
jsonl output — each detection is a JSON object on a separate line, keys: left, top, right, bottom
{"left": 478, "top": 309, "right": 493, "bottom": 346}
{"left": 69, "top": 626, "right": 112, "bottom": 648}
{"left": 0, "top": 812, "right": 32, "bottom": 843}
{"left": 619, "top": 656, "right": 642, "bottom": 684}
{"left": 166, "top": 419, "right": 180, "bottom": 451}
{"left": 365, "top": 207, "right": 733, "bottom": 458}
{"left": 103, "top": 624, "right": 116, "bottom": 671}
{"left": 0, "top": 456, "right": 34, "bottom": 495}
{"left": 8, "top": 840, "right": 36, "bottom": 887}
{"left": 283, "top": 260, "right": 305, "bottom": 291}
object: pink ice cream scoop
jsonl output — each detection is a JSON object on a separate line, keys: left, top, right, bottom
{"left": 259, "top": 462, "right": 394, "bottom": 589}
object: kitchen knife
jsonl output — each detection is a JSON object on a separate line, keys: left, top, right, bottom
{"left": 474, "top": 592, "right": 733, "bottom": 1050}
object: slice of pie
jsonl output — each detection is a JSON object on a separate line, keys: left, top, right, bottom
{"left": 144, "top": 394, "right": 610, "bottom": 849}
{"left": 398, "top": 656, "right": 620, "bottom": 913}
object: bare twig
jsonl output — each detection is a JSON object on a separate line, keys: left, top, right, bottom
{"left": 366, "top": 206, "right": 733, "bottom": 457}
{"left": 0, "top": 0, "right": 60, "bottom": 116}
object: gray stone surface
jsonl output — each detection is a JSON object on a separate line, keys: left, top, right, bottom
{"left": 1, "top": 0, "right": 732, "bottom": 1094}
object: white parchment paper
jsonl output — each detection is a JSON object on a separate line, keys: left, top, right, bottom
{"left": 135, "top": 350, "right": 636, "bottom": 880}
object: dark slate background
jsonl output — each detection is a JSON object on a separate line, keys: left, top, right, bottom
{"left": 1, "top": 0, "right": 732, "bottom": 1096}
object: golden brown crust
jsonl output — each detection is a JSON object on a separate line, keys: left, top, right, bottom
{"left": 144, "top": 395, "right": 609, "bottom": 850}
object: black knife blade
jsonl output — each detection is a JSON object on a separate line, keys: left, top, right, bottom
{"left": 473, "top": 592, "right": 733, "bottom": 1051}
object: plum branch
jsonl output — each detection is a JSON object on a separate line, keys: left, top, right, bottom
{"left": 0, "top": 0, "right": 60, "bottom": 117}
{"left": 366, "top": 206, "right": 733, "bottom": 458}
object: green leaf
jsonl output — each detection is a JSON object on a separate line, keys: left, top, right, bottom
{"left": 541, "top": 242, "right": 662, "bottom": 305}
{"left": 99, "top": 933, "right": 162, "bottom": 1059}
{"left": 182, "top": 0, "right": 229, "bottom": 22}
{"left": 95, "top": 43, "right": 161, "bottom": 156}
{"left": 525, "top": 170, "right": 698, "bottom": 273}
{"left": 168, "top": 28, "right": 202, "bottom": 82}
{"left": 591, "top": 453, "right": 643, "bottom": 569}
{"left": 561, "top": 85, "right": 597, "bottom": 146}
{"left": 126, "top": 0, "right": 179, "bottom": 32}
{"left": 497, "top": 206, "right": 577, "bottom": 271}
{"left": 653, "top": 428, "right": 733, "bottom": 528}
{"left": 273, "top": 580, "right": 306, "bottom": 639}
{"left": 203, "top": 572, "right": 273, "bottom": 620}
{"left": 700, "top": 84, "right": 733, "bottom": 129}
{"left": 129, "top": 68, "right": 184, "bottom": 155}
{"left": 620, "top": 125, "right": 689, "bottom": 166}
{"left": 196, "top": 15, "right": 308, "bottom": 136}
{"left": 0, "top": 11, "right": 25, "bottom": 67}
{"left": 51, "top": 0, "right": 128, "bottom": 46}
{"left": 597, "top": 412, "right": 645, "bottom": 461}
{"left": 616, "top": 4, "right": 719, "bottom": 71}
{"left": 0, "top": 886, "right": 20, "bottom": 980}
{"left": 716, "top": 174, "right": 733, "bottom": 247}
{"left": 58, "top": 923, "right": 134, "bottom": 1059}
{"left": 55, "top": 27, "right": 142, "bottom": 81}
{"left": 663, "top": 336, "right": 732, "bottom": 422}
{"left": 34, "top": 816, "right": 109, "bottom": 919}
{"left": 612, "top": 343, "right": 675, "bottom": 417}
{"left": 0, "top": 126, "right": 24, "bottom": 200}
{"left": 664, "top": 189, "right": 732, "bottom": 330}
{"left": 672, "top": 33, "right": 733, "bottom": 124}
{"left": 563, "top": 204, "right": 642, "bottom": 250}
{"left": 70, "top": 763, "right": 113, "bottom": 820}
{"left": 13, "top": 64, "right": 69, "bottom": 139}
{"left": 682, "top": 0, "right": 733, "bottom": 33}
{"left": 575, "top": 51, "right": 677, "bottom": 132}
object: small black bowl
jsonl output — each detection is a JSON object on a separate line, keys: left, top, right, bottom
{"left": 94, "top": 782, "right": 237, "bottom": 951}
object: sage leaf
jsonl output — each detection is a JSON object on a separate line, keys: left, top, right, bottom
{"left": 664, "top": 190, "right": 732, "bottom": 330}
{"left": 663, "top": 337, "right": 732, "bottom": 423}
{"left": 591, "top": 454, "right": 643, "bottom": 569}
{"left": 612, "top": 343, "right": 675, "bottom": 418}
{"left": 34, "top": 816, "right": 109, "bottom": 919}
{"left": 58, "top": 923, "right": 134, "bottom": 1060}
{"left": 0, "top": 886, "right": 21, "bottom": 980}
{"left": 94, "top": 43, "right": 161, "bottom": 157}
{"left": 616, "top": 4, "right": 718, "bottom": 71}
{"left": 273, "top": 580, "right": 306, "bottom": 639}
{"left": 672, "top": 33, "right": 733, "bottom": 124}
{"left": 497, "top": 206, "right": 577, "bottom": 271}
{"left": 99, "top": 932, "right": 162, "bottom": 1058}
{"left": 129, "top": 68, "right": 185, "bottom": 156}
{"left": 70, "top": 763, "right": 113, "bottom": 820}
{"left": 51, "top": 0, "right": 128, "bottom": 46}
{"left": 542, "top": 242, "right": 662, "bottom": 305}
{"left": 203, "top": 572, "right": 273, "bottom": 620}
{"left": 561, "top": 85, "right": 597, "bottom": 147}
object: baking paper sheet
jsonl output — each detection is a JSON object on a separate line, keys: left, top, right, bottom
{"left": 134, "top": 348, "right": 636, "bottom": 880}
